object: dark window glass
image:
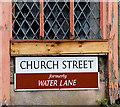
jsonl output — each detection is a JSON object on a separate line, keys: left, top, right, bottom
{"left": 74, "top": 1, "right": 100, "bottom": 39}
{"left": 12, "top": 0, "right": 40, "bottom": 39}
{"left": 44, "top": 1, "right": 70, "bottom": 39}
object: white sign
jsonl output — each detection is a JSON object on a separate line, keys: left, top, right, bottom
{"left": 15, "top": 56, "right": 98, "bottom": 73}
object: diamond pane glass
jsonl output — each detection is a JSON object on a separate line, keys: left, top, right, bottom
{"left": 74, "top": 1, "right": 100, "bottom": 39}
{"left": 44, "top": 0, "right": 70, "bottom": 40}
{"left": 12, "top": 0, "right": 40, "bottom": 40}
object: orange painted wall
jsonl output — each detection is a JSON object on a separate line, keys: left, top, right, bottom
{"left": 100, "top": 1, "right": 118, "bottom": 103}
{"left": 0, "top": 1, "right": 12, "bottom": 105}
{"left": 0, "top": 1, "right": 2, "bottom": 103}
{"left": 108, "top": 2, "right": 118, "bottom": 103}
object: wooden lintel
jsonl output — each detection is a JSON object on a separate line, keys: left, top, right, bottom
{"left": 10, "top": 40, "right": 109, "bottom": 55}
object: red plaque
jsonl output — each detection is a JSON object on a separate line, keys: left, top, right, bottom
{"left": 15, "top": 72, "right": 99, "bottom": 90}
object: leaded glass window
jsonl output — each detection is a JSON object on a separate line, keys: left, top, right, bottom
{"left": 12, "top": 0, "right": 100, "bottom": 40}
{"left": 74, "top": 1, "right": 100, "bottom": 39}
{"left": 12, "top": 0, "right": 40, "bottom": 39}
{"left": 44, "top": 1, "right": 70, "bottom": 39}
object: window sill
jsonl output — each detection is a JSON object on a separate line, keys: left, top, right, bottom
{"left": 10, "top": 39, "right": 109, "bottom": 55}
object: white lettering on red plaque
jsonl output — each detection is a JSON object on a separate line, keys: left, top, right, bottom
{"left": 14, "top": 56, "right": 99, "bottom": 91}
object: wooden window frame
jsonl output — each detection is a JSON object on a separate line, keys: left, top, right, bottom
{"left": 12, "top": 1, "right": 104, "bottom": 40}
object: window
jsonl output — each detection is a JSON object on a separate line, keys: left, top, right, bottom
{"left": 74, "top": 1, "right": 100, "bottom": 39}
{"left": 44, "top": 1, "right": 70, "bottom": 39}
{"left": 12, "top": 1, "right": 40, "bottom": 39}
{"left": 12, "top": 0, "right": 100, "bottom": 40}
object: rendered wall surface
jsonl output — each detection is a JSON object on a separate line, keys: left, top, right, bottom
{"left": 10, "top": 56, "right": 108, "bottom": 105}
{"left": 118, "top": 1, "right": 120, "bottom": 98}
{"left": 0, "top": 1, "right": 12, "bottom": 106}
{"left": 108, "top": 2, "right": 118, "bottom": 103}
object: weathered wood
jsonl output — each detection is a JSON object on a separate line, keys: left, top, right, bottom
{"left": 100, "top": 2, "right": 108, "bottom": 39}
{"left": 40, "top": 1, "right": 44, "bottom": 38}
{"left": 70, "top": 2, "right": 74, "bottom": 39}
{"left": 108, "top": 2, "right": 118, "bottom": 103}
{"left": 11, "top": 40, "right": 109, "bottom": 55}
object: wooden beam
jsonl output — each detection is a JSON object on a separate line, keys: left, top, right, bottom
{"left": 11, "top": 40, "right": 109, "bottom": 55}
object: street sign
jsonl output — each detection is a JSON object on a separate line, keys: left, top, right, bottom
{"left": 14, "top": 56, "right": 99, "bottom": 91}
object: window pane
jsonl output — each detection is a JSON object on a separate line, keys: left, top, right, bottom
{"left": 12, "top": 1, "right": 100, "bottom": 40}
{"left": 12, "top": 0, "right": 40, "bottom": 40}
{"left": 74, "top": 1, "right": 100, "bottom": 39}
{"left": 44, "top": 0, "right": 70, "bottom": 40}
